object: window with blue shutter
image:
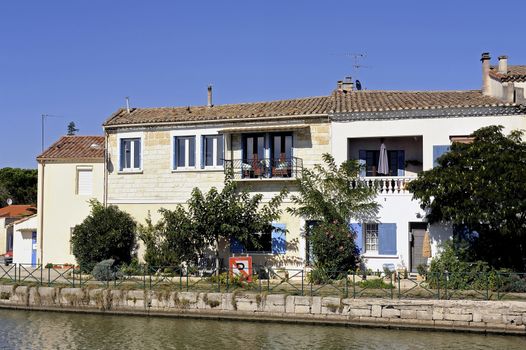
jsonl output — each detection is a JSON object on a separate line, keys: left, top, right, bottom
{"left": 433, "top": 145, "right": 450, "bottom": 168}
{"left": 120, "top": 138, "right": 141, "bottom": 171}
{"left": 173, "top": 136, "right": 196, "bottom": 169}
{"left": 271, "top": 223, "right": 287, "bottom": 254}
{"left": 378, "top": 223, "right": 397, "bottom": 255}
{"left": 350, "top": 223, "right": 363, "bottom": 253}
{"left": 230, "top": 237, "right": 245, "bottom": 254}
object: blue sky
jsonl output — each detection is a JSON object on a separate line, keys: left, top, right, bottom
{"left": 1, "top": 0, "right": 525, "bottom": 168}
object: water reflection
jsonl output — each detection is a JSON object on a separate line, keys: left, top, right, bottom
{"left": 0, "top": 309, "right": 524, "bottom": 350}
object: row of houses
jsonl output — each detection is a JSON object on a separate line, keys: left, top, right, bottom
{"left": 22, "top": 52, "right": 526, "bottom": 272}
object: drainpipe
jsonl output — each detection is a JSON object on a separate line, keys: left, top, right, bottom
{"left": 104, "top": 129, "right": 109, "bottom": 207}
{"left": 39, "top": 161, "right": 45, "bottom": 265}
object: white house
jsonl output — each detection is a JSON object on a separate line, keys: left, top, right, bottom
{"left": 12, "top": 215, "right": 38, "bottom": 265}
{"left": 329, "top": 53, "right": 526, "bottom": 272}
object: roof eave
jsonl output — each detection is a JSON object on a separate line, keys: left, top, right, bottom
{"left": 102, "top": 113, "right": 329, "bottom": 130}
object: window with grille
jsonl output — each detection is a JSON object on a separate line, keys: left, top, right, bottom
{"left": 365, "top": 223, "right": 379, "bottom": 252}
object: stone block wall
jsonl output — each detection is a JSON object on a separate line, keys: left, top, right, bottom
{"left": 0, "top": 285, "right": 525, "bottom": 335}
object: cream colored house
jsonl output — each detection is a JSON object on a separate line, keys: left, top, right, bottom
{"left": 37, "top": 136, "right": 104, "bottom": 265}
{"left": 103, "top": 96, "right": 332, "bottom": 269}
{"left": 39, "top": 52, "right": 526, "bottom": 272}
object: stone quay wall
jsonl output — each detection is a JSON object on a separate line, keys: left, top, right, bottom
{"left": 0, "top": 285, "right": 525, "bottom": 335}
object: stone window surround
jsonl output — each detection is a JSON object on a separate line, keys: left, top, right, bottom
{"left": 117, "top": 131, "right": 144, "bottom": 174}
{"left": 170, "top": 128, "right": 224, "bottom": 172}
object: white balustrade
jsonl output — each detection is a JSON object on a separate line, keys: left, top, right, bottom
{"left": 354, "top": 176, "right": 416, "bottom": 194}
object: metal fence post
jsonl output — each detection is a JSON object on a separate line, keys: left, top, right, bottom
{"left": 301, "top": 270, "right": 304, "bottom": 296}
{"left": 40, "top": 265, "right": 43, "bottom": 286}
{"left": 352, "top": 272, "right": 356, "bottom": 299}
{"left": 47, "top": 267, "right": 51, "bottom": 287}
{"left": 226, "top": 271, "right": 230, "bottom": 292}
{"left": 186, "top": 270, "right": 189, "bottom": 292}
{"left": 397, "top": 272, "right": 401, "bottom": 299}
{"left": 344, "top": 274, "right": 348, "bottom": 299}
{"left": 390, "top": 273, "right": 393, "bottom": 299}
{"left": 497, "top": 272, "right": 501, "bottom": 300}
{"left": 486, "top": 273, "right": 490, "bottom": 300}
{"left": 444, "top": 271, "right": 449, "bottom": 300}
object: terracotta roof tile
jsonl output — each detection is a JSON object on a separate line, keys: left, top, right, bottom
{"left": 103, "top": 90, "right": 520, "bottom": 127}
{"left": 0, "top": 205, "right": 36, "bottom": 218}
{"left": 489, "top": 65, "right": 526, "bottom": 82}
{"left": 103, "top": 96, "right": 332, "bottom": 126}
{"left": 37, "top": 136, "right": 104, "bottom": 160}
{"left": 331, "top": 90, "right": 510, "bottom": 113}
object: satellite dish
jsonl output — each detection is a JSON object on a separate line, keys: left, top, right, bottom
{"left": 355, "top": 80, "right": 362, "bottom": 91}
{"left": 6, "top": 198, "right": 12, "bottom": 205}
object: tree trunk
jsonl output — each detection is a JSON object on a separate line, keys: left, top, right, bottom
{"left": 215, "top": 238, "right": 220, "bottom": 276}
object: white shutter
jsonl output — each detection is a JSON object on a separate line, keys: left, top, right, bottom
{"left": 77, "top": 169, "right": 93, "bottom": 195}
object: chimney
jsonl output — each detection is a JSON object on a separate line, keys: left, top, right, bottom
{"left": 336, "top": 80, "right": 343, "bottom": 92}
{"left": 207, "top": 85, "right": 213, "bottom": 107}
{"left": 498, "top": 55, "right": 508, "bottom": 74}
{"left": 481, "top": 52, "right": 491, "bottom": 96}
{"left": 341, "top": 76, "right": 353, "bottom": 92}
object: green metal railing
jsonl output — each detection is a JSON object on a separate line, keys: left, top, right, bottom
{"left": 1, "top": 264, "right": 525, "bottom": 301}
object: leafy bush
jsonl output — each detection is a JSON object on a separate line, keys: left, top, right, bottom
{"left": 92, "top": 259, "right": 120, "bottom": 281}
{"left": 208, "top": 272, "right": 258, "bottom": 288}
{"left": 71, "top": 200, "right": 137, "bottom": 272}
{"left": 310, "top": 221, "right": 361, "bottom": 278}
{"left": 357, "top": 278, "right": 394, "bottom": 289}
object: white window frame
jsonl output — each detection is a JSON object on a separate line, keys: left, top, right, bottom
{"left": 173, "top": 136, "right": 196, "bottom": 170}
{"left": 364, "top": 223, "right": 379, "bottom": 253}
{"left": 203, "top": 135, "right": 224, "bottom": 169}
{"left": 117, "top": 132, "right": 143, "bottom": 173}
{"left": 76, "top": 166, "right": 93, "bottom": 196}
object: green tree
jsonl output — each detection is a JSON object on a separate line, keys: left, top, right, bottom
{"left": 139, "top": 178, "right": 287, "bottom": 270}
{"left": 139, "top": 208, "right": 202, "bottom": 267}
{"left": 67, "top": 121, "right": 79, "bottom": 135}
{"left": 287, "top": 154, "right": 379, "bottom": 274}
{"left": 0, "top": 168, "right": 38, "bottom": 207}
{"left": 408, "top": 125, "right": 526, "bottom": 270}
{"left": 71, "top": 200, "right": 137, "bottom": 271}
{"left": 189, "top": 179, "right": 287, "bottom": 270}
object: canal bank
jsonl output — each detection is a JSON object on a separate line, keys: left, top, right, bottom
{"left": 0, "top": 285, "right": 525, "bottom": 335}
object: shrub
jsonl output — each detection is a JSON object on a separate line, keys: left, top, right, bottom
{"left": 357, "top": 278, "right": 394, "bottom": 289}
{"left": 92, "top": 259, "right": 120, "bottom": 281}
{"left": 71, "top": 200, "right": 137, "bottom": 272}
{"left": 310, "top": 221, "right": 361, "bottom": 277}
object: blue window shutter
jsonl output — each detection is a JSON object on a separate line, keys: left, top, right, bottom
{"left": 433, "top": 145, "right": 450, "bottom": 168}
{"left": 200, "top": 136, "right": 205, "bottom": 169}
{"left": 189, "top": 137, "right": 196, "bottom": 167}
{"left": 173, "top": 137, "right": 178, "bottom": 170}
{"left": 230, "top": 237, "right": 244, "bottom": 254}
{"left": 358, "top": 150, "right": 366, "bottom": 177}
{"left": 119, "top": 139, "right": 125, "bottom": 170}
{"left": 378, "top": 223, "right": 397, "bottom": 255}
{"left": 271, "top": 223, "right": 287, "bottom": 254}
{"left": 397, "top": 150, "right": 405, "bottom": 176}
{"left": 350, "top": 223, "right": 363, "bottom": 253}
{"left": 217, "top": 135, "right": 224, "bottom": 166}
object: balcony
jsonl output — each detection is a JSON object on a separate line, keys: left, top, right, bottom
{"left": 224, "top": 157, "right": 303, "bottom": 180}
{"left": 351, "top": 176, "right": 416, "bottom": 195}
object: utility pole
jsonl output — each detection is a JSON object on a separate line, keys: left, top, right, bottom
{"left": 41, "top": 114, "right": 65, "bottom": 152}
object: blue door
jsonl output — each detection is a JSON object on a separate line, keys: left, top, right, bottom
{"left": 31, "top": 231, "right": 37, "bottom": 266}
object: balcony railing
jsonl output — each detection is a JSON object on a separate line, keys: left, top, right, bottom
{"left": 224, "top": 157, "right": 303, "bottom": 180}
{"left": 351, "top": 176, "right": 416, "bottom": 194}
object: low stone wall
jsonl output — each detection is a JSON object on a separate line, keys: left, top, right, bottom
{"left": 1, "top": 284, "right": 525, "bottom": 334}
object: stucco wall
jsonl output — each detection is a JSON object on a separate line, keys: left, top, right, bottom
{"left": 331, "top": 114, "right": 525, "bottom": 170}
{"left": 39, "top": 161, "right": 104, "bottom": 265}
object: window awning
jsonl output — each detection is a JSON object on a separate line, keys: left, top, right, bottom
{"left": 219, "top": 124, "right": 309, "bottom": 133}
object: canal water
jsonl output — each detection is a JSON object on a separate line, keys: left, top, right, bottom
{"left": 0, "top": 309, "right": 525, "bottom": 349}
